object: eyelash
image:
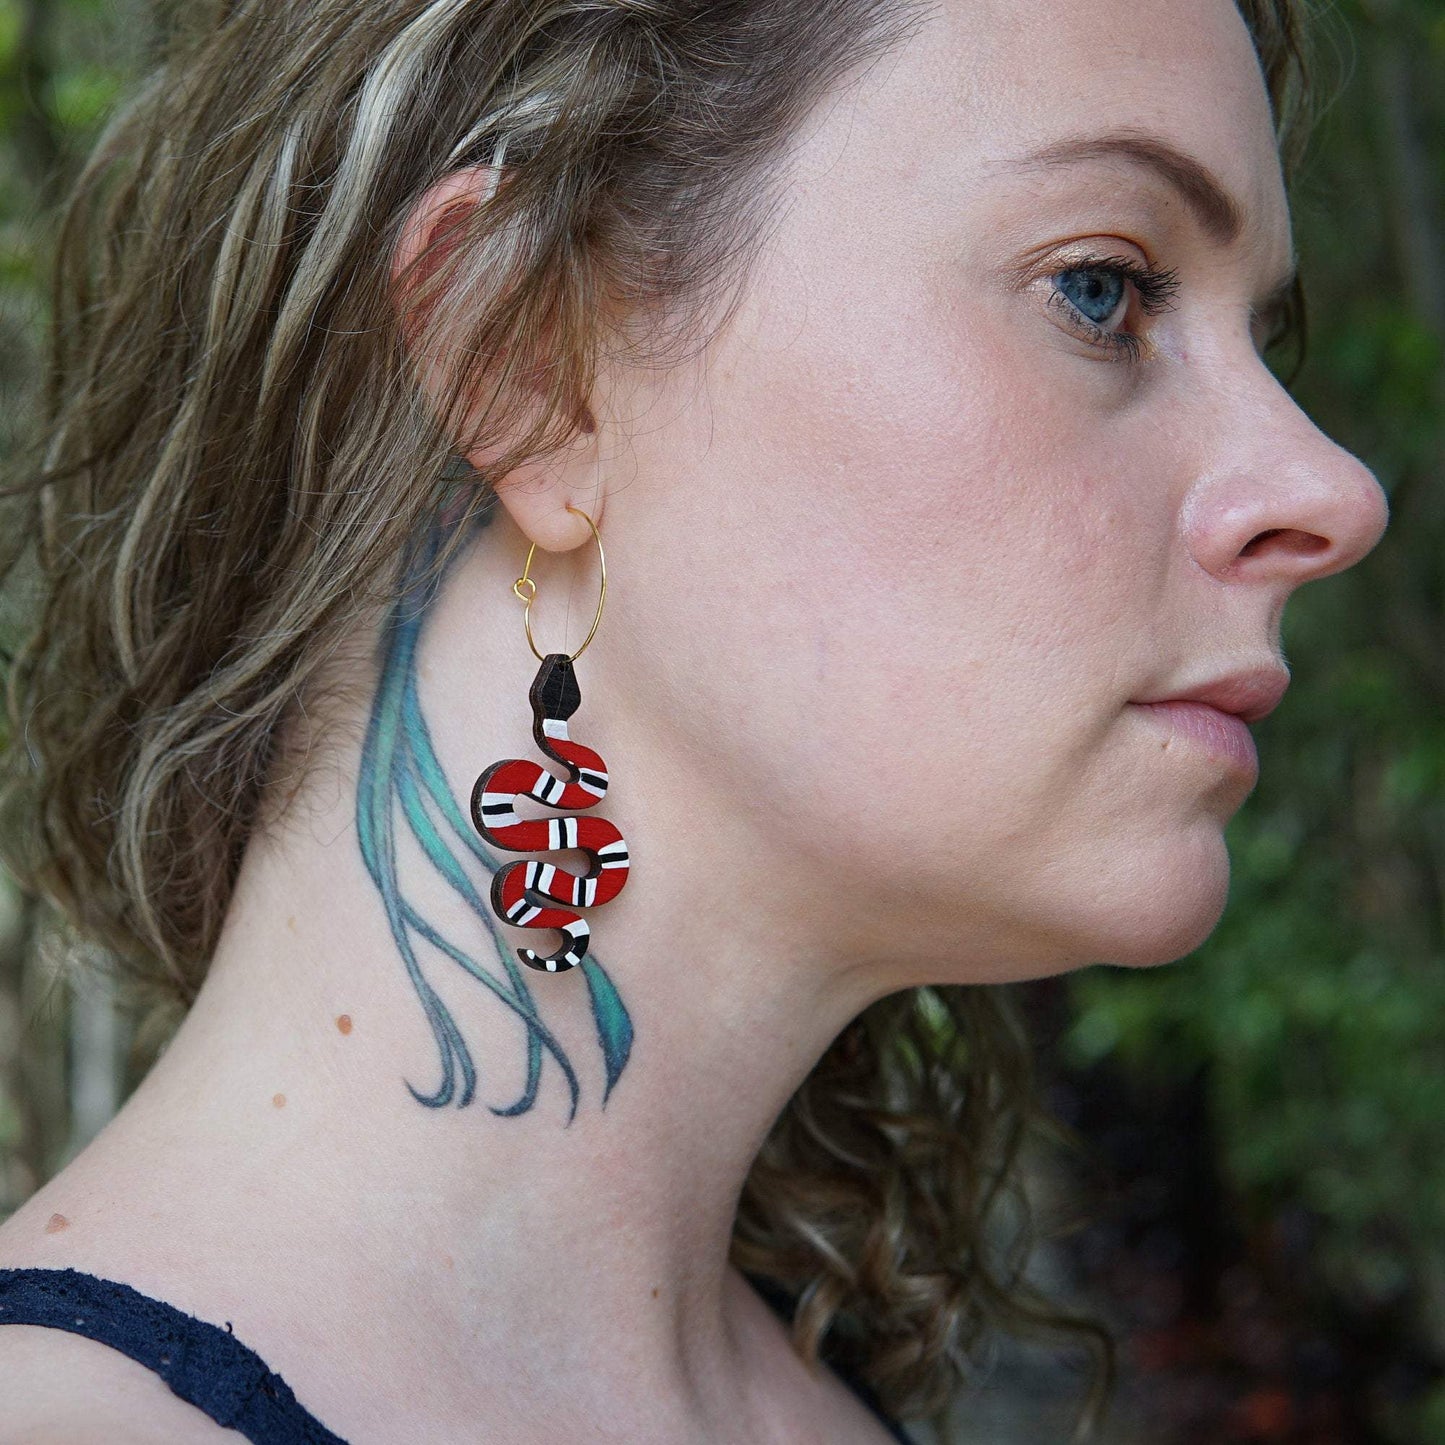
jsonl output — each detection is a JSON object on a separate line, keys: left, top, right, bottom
{"left": 1045, "top": 254, "right": 1182, "bottom": 363}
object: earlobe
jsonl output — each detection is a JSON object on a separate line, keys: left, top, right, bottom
{"left": 489, "top": 438, "right": 607, "bottom": 557}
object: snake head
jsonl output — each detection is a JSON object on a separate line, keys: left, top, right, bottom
{"left": 529, "top": 652, "right": 582, "bottom": 724}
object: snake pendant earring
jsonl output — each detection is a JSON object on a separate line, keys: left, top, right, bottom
{"left": 469, "top": 505, "right": 630, "bottom": 973}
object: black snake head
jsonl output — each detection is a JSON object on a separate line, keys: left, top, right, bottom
{"left": 529, "top": 652, "right": 582, "bottom": 725}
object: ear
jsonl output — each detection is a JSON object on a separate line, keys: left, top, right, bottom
{"left": 391, "top": 166, "right": 603, "bottom": 553}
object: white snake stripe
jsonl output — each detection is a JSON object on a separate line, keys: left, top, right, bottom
{"left": 479, "top": 796, "right": 518, "bottom": 826}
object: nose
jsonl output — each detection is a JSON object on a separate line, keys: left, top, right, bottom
{"left": 1182, "top": 362, "right": 1390, "bottom": 588}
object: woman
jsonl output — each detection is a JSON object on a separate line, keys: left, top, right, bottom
{"left": 0, "top": 0, "right": 1388, "bottom": 1440}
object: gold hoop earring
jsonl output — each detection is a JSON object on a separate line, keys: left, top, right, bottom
{"left": 511, "top": 504, "right": 607, "bottom": 662}
{"left": 468, "top": 504, "right": 629, "bottom": 974}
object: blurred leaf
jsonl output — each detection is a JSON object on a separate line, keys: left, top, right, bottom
{"left": 47, "top": 66, "right": 121, "bottom": 132}
{"left": 0, "top": 2, "right": 22, "bottom": 73}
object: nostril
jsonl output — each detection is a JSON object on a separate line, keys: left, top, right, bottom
{"left": 1240, "top": 527, "right": 1329, "bottom": 559}
{"left": 1240, "top": 529, "right": 1285, "bottom": 554}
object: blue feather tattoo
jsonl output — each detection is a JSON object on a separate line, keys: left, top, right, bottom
{"left": 355, "top": 495, "right": 634, "bottom": 1122}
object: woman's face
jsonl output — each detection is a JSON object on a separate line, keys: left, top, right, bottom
{"left": 585, "top": 0, "right": 1389, "bottom": 984}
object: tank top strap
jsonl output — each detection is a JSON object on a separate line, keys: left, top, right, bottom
{"left": 0, "top": 1266, "right": 348, "bottom": 1444}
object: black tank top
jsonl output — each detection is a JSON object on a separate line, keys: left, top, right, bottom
{"left": 0, "top": 1266, "right": 911, "bottom": 1443}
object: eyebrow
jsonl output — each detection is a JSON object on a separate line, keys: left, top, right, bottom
{"left": 1011, "top": 129, "right": 1247, "bottom": 246}
{"left": 1008, "top": 128, "right": 1298, "bottom": 312}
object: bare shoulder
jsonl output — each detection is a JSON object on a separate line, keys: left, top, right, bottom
{"left": 0, "top": 1322, "right": 242, "bottom": 1443}
{"left": 0, "top": 1197, "right": 240, "bottom": 1442}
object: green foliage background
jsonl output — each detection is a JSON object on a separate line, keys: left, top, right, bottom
{"left": 0, "top": 0, "right": 1439, "bottom": 1439}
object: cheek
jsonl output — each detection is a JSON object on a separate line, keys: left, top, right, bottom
{"left": 709, "top": 270, "right": 1162, "bottom": 756}
{"left": 617, "top": 248, "right": 1184, "bottom": 943}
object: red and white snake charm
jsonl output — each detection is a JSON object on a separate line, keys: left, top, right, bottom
{"left": 469, "top": 652, "right": 630, "bottom": 972}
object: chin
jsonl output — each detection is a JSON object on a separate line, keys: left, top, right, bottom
{"left": 1058, "top": 822, "right": 1236, "bottom": 971}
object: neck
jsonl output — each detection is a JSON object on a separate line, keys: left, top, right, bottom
{"left": 45, "top": 501, "right": 893, "bottom": 1438}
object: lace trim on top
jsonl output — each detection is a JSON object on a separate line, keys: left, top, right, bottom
{"left": 0, "top": 1266, "right": 347, "bottom": 1444}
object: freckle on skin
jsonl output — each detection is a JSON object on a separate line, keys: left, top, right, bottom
{"left": 651, "top": 1286, "right": 659, "bottom": 1299}
{"left": 45, "top": 1213, "right": 69, "bottom": 1234}
{"left": 272, "top": 1093, "right": 287, "bottom": 1109}
{"left": 286, "top": 916, "right": 296, "bottom": 932}
{"left": 336, "top": 1014, "right": 352, "bottom": 1035}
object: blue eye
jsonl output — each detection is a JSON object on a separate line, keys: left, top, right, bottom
{"left": 1045, "top": 253, "right": 1181, "bottom": 363}
{"left": 1056, "top": 268, "right": 1126, "bottom": 325}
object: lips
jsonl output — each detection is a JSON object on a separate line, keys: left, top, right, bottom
{"left": 1132, "top": 699, "right": 1260, "bottom": 775}
{"left": 1129, "top": 665, "right": 1290, "bottom": 777}
{"left": 1133, "top": 666, "right": 1291, "bottom": 724}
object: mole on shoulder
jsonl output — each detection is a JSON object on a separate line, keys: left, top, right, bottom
{"left": 44, "top": 1212, "right": 70, "bottom": 1234}
{"left": 272, "top": 1092, "right": 287, "bottom": 1109}
{"left": 336, "top": 1014, "right": 353, "bottom": 1035}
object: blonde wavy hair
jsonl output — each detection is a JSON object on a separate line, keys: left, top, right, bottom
{"left": 2, "top": 0, "right": 1315, "bottom": 1435}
